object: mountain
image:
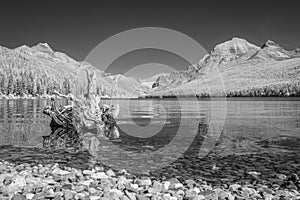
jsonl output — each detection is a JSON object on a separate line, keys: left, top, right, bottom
{"left": 249, "top": 40, "right": 295, "bottom": 60}
{"left": 0, "top": 43, "right": 146, "bottom": 98}
{"left": 140, "top": 73, "right": 169, "bottom": 88}
{"left": 150, "top": 38, "right": 300, "bottom": 97}
{"left": 1, "top": 37, "right": 300, "bottom": 99}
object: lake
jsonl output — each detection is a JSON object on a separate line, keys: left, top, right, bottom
{"left": 0, "top": 98, "right": 299, "bottom": 186}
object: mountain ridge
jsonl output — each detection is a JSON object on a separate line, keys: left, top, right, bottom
{"left": 1, "top": 37, "right": 300, "bottom": 98}
{"left": 149, "top": 37, "right": 300, "bottom": 97}
{"left": 0, "top": 43, "right": 147, "bottom": 98}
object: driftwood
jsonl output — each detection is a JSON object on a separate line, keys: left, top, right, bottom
{"left": 42, "top": 69, "right": 120, "bottom": 139}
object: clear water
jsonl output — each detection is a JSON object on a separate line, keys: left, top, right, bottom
{"left": 0, "top": 98, "right": 299, "bottom": 185}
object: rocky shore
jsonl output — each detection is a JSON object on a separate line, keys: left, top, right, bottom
{"left": 0, "top": 160, "right": 299, "bottom": 200}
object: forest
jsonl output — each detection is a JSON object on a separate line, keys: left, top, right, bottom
{"left": 0, "top": 48, "right": 116, "bottom": 98}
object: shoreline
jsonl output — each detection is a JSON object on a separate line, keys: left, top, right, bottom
{"left": 1, "top": 96, "right": 300, "bottom": 101}
{"left": 0, "top": 160, "right": 299, "bottom": 200}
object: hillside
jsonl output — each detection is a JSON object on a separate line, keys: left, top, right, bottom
{"left": 149, "top": 38, "right": 300, "bottom": 97}
{"left": 0, "top": 43, "right": 146, "bottom": 98}
{"left": 1, "top": 38, "right": 300, "bottom": 99}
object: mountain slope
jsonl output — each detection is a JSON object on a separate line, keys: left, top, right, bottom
{"left": 149, "top": 38, "right": 300, "bottom": 97}
{"left": 0, "top": 43, "right": 146, "bottom": 98}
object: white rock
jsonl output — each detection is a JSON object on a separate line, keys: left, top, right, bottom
{"left": 163, "top": 181, "right": 170, "bottom": 190}
{"left": 26, "top": 193, "right": 35, "bottom": 200}
{"left": 106, "top": 169, "right": 116, "bottom": 177}
{"left": 83, "top": 169, "right": 95, "bottom": 175}
{"left": 51, "top": 168, "right": 70, "bottom": 175}
{"left": 91, "top": 172, "right": 108, "bottom": 179}
{"left": 175, "top": 183, "right": 184, "bottom": 189}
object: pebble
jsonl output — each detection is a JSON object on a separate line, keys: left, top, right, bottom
{"left": 25, "top": 193, "right": 34, "bottom": 200}
{"left": 106, "top": 169, "right": 116, "bottom": 177}
{"left": 91, "top": 172, "right": 108, "bottom": 179}
{"left": 136, "top": 177, "right": 152, "bottom": 186}
{"left": 0, "top": 160, "right": 298, "bottom": 200}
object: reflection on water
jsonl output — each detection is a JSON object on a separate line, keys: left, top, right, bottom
{"left": 0, "top": 98, "right": 299, "bottom": 185}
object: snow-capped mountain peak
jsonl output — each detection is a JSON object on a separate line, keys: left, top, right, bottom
{"left": 213, "top": 37, "right": 259, "bottom": 56}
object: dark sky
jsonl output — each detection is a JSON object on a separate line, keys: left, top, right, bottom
{"left": 0, "top": 0, "right": 300, "bottom": 78}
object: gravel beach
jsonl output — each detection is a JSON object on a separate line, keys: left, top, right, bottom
{"left": 0, "top": 160, "right": 299, "bottom": 200}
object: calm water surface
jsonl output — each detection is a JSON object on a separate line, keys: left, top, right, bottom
{"left": 0, "top": 98, "right": 299, "bottom": 185}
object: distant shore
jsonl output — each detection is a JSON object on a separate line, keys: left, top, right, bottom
{"left": 1, "top": 94, "right": 300, "bottom": 100}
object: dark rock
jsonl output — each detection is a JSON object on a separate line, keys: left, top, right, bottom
{"left": 289, "top": 173, "right": 299, "bottom": 183}
{"left": 136, "top": 194, "right": 150, "bottom": 200}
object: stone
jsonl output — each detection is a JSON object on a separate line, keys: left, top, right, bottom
{"left": 185, "top": 188, "right": 198, "bottom": 198}
{"left": 88, "top": 187, "right": 98, "bottom": 194}
{"left": 119, "top": 169, "right": 129, "bottom": 175}
{"left": 1, "top": 175, "right": 26, "bottom": 196}
{"left": 11, "top": 194, "right": 26, "bottom": 200}
{"left": 241, "top": 187, "right": 258, "bottom": 197}
{"left": 176, "top": 190, "right": 185, "bottom": 196}
{"left": 184, "top": 180, "right": 196, "bottom": 188}
{"left": 229, "top": 184, "right": 241, "bottom": 192}
{"left": 151, "top": 195, "right": 160, "bottom": 200}
{"left": 105, "top": 189, "right": 124, "bottom": 199}
{"left": 290, "top": 173, "right": 299, "bottom": 183}
{"left": 136, "top": 194, "right": 150, "bottom": 200}
{"left": 78, "top": 180, "right": 93, "bottom": 186}
{"left": 51, "top": 168, "right": 70, "bottom": 176}
{"left": 90, "top": 196, "right": 101, "bottom": 200}
{"left": 94, "top": 166, "right": 104, "bottom": 172}
{"left": 162, "top": 193, "right": 171, "bottom": 200}
{"left": 148, "top": 181, "right": 163, "bottom": 194}
{"left": 257, "top": 186, "right": 274, "bottom": 195}
{"left": 75, "top": 185, "right": 86, "bottom": 192}
{"left": 174, "top": 183, "right": 184, "bottom": 190}
{"left": 63, "top": 190, "right": 74, "bottom": 200}
{"left": 74, "top": 192, "right": 89, "bottom": 200}
{"left": 274, "top": 173, "right": 287, "bottom": 180}
{"left": 25, "top": 193, "right": 35, "bottom": 200}
{"left": 122, "top": 195, "right": 131, "bottom": 200}
{"left": 194, "top": 195, "right": 205, "bottom": 200}
{"left": 136, "top": 177, "right": 152, "bottom": 186}
{"left": 32, "top": 192, "right": 47, "bottom": 200}
{"left": 0, "top": 164, "right": 7, "bottom": 172}
{"left": 131, "top": 184, "right": 139, "bottom": 190}
{"left": 83, "top": 169, "right": 95, "bottom": 175}
{"left": 91, "top": 172, "right": 108, "bottom": 179}
{"left": 42, "top": 178, "right": 56, "bottom": 185}
{"left": 125, "top": 190, "right": 137, "bottom": 200}
{"left": 163, "top": 181, "right": 170, "bottom": 191}
{"left": 106, "top": 169, "right": 116, "bottom": 177}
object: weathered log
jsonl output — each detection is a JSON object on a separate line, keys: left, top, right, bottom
{"left": 42, "top": 69, "right": 120, "bottom": 139}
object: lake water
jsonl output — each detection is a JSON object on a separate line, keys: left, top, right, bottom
{"left": 0, "top": 98, "right": 299, "bottom": 185}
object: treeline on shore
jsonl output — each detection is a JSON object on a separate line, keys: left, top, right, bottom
{"left": 145, "top": 82, "right": 300, "bottom": 98}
